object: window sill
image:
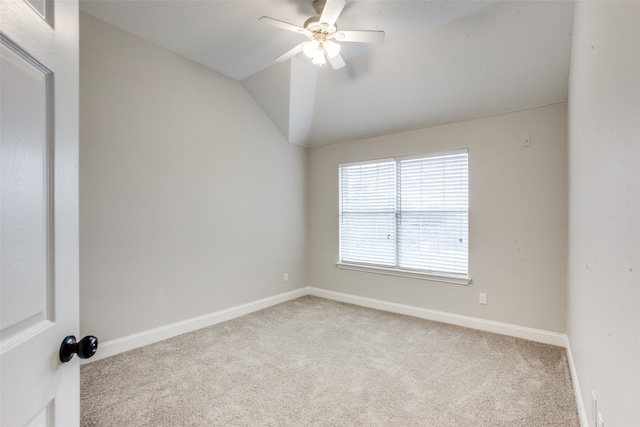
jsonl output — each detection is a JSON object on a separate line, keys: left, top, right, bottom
{"left": 335, "top": 262, "right": 472, "bottom": 286}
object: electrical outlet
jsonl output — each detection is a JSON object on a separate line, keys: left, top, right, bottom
{"left": 479, "top": 293, "right": 487, "bottom": 304}
{"left": 284, "top": 273, "right": 288, "bottom": 282}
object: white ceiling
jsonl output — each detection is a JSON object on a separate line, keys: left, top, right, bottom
{"left": 80, "top": 0, "right": 575, "bottom": 146}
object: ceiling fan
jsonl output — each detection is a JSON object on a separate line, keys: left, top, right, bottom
{"left": 259, "top": 0, "right": 385, "bottom": 70}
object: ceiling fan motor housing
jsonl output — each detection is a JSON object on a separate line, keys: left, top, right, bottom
{"left": 312, "top": 0, "right": 327, "bottom": 16}
{"left": 304, "top": 17, "right": 337, "bottom": 36}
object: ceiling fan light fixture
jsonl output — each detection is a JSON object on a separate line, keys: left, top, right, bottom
{"left": 324, "top": 40, "right": 340, "bottom": 58}
{"left": 312, "top": 49, "right": 326, "bottom": 65}
{"left": 303, "top": 40, "right": 320, "bottom": 58}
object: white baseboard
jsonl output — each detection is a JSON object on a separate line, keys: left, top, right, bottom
{"left": 306, "top": 287, "right": 568, "bottom": 347}
{"left": 88, "top": 285, "right": 569, "bottom": 364}
{"left": 564, "top": 338, "right": 589, "bottom": 427}
{"left": 83, "top": 287, "right": 307, "bottom": 364}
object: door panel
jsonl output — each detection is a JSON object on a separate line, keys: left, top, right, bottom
{"left": 1, "top": 0, "right": 80, "bottom": 425}
{"left": 1, "top": 39, "right": 53, "bottom": 345}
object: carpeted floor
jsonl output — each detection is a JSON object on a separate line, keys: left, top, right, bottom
{"left": 81, "top": 296, "right": 579, "bottom": 426}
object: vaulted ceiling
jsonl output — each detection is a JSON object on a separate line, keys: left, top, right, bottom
{"left": 80, "top": 0, "right": 575, "bottom": 147}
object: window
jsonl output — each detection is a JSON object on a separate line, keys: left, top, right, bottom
{"left": 338, "top": 151, "right": 469, "bottom": 282}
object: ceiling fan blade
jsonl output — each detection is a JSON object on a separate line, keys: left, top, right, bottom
{"left": 334, "top": 30, "right": 385, "bottom": 43}
{"left": 319, "top": 0, "right": 346, "bottom": 29}
{"left": 259, "top": 16, "right": 311, "bottom": 37}
{"left": 275, "top": 43, "right": 305, "bottom": 62}
{"left": 327, "top": 53, "right": 346, "bottom": 70}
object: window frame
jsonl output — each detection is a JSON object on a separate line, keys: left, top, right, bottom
{"left": 336, "top": 149, "right": 471, "bottom": 286}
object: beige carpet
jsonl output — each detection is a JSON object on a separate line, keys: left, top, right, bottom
{"left": 81, "top": 296, "right": 579, "bottom": 426}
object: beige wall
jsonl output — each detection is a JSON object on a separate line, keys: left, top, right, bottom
{"left": 308, "top": 104, "right": 568, "bottom": 333}
{"left": 79, "top": 14, "right": 307, "bottom": 342}
{"left": 567, "top": 1, "right": 640, "bottom": 425}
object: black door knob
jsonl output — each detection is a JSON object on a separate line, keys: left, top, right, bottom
{"left": 59, "top": 335, "right": 98, "bottom": 363}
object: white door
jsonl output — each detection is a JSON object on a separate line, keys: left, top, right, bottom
{"left": 1, "top": 0, "right": 80, "bottom": 425}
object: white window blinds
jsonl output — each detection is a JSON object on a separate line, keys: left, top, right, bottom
{"left": 339, "top": 151, "right": 468, "bottom": 277}
{"left": 339, "top": 160, "right": 397, "bottom": 266}
{"left": 397, "top": 153, "right": 468, "bottom": 275}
